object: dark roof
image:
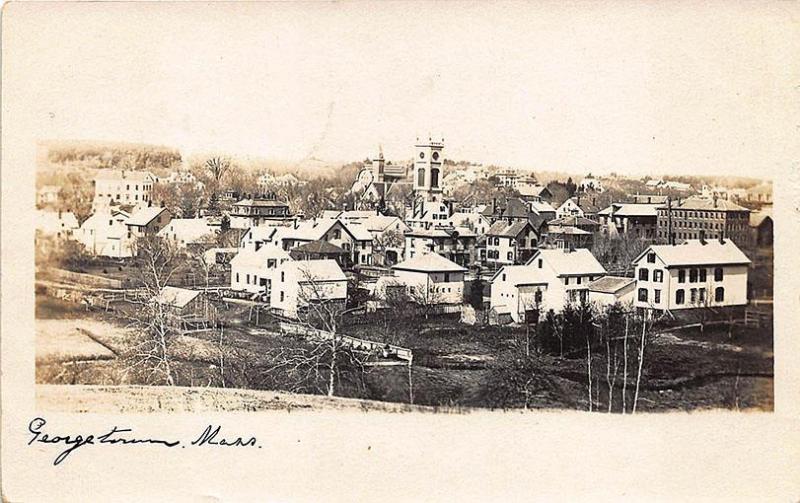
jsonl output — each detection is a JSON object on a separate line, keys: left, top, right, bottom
{"left": 292, "top": 239, "right": 347, "bottom": 255}
{"left": 487, "top": 220, "right": 531, "bottom": 238}
{"left": 501, "top": 198, "right": 530, "bottom": 219}
{"left": 545, "top": 182, "right": 571, "bottom": 206}
{"left": 549, "top": 216, "right": 601, "bottom": 227}
{"left": 588, "top": 276, "right": 635, "bottom": 294}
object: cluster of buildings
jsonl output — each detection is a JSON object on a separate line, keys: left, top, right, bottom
{"left": 36, "top": 139, "right": 773, "bottom": 322}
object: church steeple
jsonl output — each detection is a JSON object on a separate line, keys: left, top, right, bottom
{"left": 372, "top": 145, "right": 385, "bottom": 183}
{"left": 413, "top": 137, "right": 444, "bottom": 202}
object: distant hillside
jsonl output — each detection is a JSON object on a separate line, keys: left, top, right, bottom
{"left": 42, "top": 139, "right": 182, "bottom": 172}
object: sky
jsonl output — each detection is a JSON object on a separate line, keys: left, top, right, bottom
{"left": 4, "top": 1, "right": 798, "bottom": 178}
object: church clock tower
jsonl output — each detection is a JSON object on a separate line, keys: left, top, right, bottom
{"left": 413, "top": 137, "right": 444, "bottom": 202}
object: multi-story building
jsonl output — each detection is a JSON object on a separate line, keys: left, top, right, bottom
{"left": 229, "top": 195, "right": 291, "bottom": 229}
{"left": 596, "top": 203, "right": 660, "bottom": 239}
{"left": 632, "top": 239, "right": 750, "bottom": 312}
{"left": 404, "top": 226, "right": 476, "bottom": 268}
{"left": 485, "top": 220, "right": 538, "bottom": 267}
{"left": 656, "top": 197, "right": 751, "bottom": 246}
{"left": 92, "top": 169, "right": 155, "bottom": 210}
{"left": 390, "top": 253, "right": 467, "bottom": 305}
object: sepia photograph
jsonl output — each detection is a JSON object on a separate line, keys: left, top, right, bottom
{"left": 3, "top": 1, "right": 799, "bottom": 501}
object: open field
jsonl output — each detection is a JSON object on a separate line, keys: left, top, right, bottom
{"left": 35, "top": 292, "right": 773, "bottom": 412}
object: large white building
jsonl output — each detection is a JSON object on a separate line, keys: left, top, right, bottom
{"left": 158, "top": 218, "right": 219, "bottom": 249}
{"left": 230, "top": 246, "right": 293, "bottom": 296}
{"left": 632, "top": 239, "right": 750, "bottom": 311}
{"left": 75, "top": 208, "right": 134, "bottom": 257}
{"left": 490, "top": 248, "right": 607, "bottom": 323}
{"left": 92, "top": 169, "right": 155, "bottom": 210}
{"left": 391, "top": 252, "right": 467, "bottom": 305}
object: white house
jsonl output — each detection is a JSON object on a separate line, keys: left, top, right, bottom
{"left": 632, "top": 239, "right": 750, "bottom": 311}
{"left": 555, "top": 198, "right": 585, "bottom": 219}
{"left": 587, "top": 276, "right": 636, "bottom": 307}
{"left": 159, "top": 218, "right": 218, "bottom": 249}
{"left": 36, "top": 210, "right": 79, "bottom": 239}
{"left": 75, "top": 209, "right": 134, "bottom": 257}
{"left": 579, "top": 175, "right": 605, "bottom": 193}
{"left": 447, "top": 211, "right": 492, "bottom": 237}
{"left": 490, "top": 248, "right": 607, "bottom": 322}
{"left": 230, "top": 246, "right": 293, "bottom": 296}
{"left": 93, "top": 169, "right": 155, "bottom": 210}
{"left": 270, "top": 259, "right": 348, "bottom": 319}
{"left": 391, "top": 253, "right": 467, "bottom": 305}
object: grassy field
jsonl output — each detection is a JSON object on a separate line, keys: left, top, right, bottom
{"left": 36, "top": 292, "right": 773, "bottom": 413}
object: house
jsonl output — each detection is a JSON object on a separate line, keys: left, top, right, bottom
{"left": 587, "top": 276, "right": 636, "bottom": 306}
{"left": 229, "top": 195, "right": 291, "bottom": 229}
{"left": 158, "top": 218, "right": 218, "bottom": 249}
{"left": 75, "top": 209, "right": 134, "bottom": 257}
{"left": 36, "top": 210, "right": 79, "bottom": 239}
{"left": 494, "top": 170, "right": 520, "bottom": 188}
{"left": 490, "top": 248, "right": 607, "bottom": 322}
{"left": 323, "top": 210, "right": 409, "bottom": 265}
{"left": 485, "top": 220, "right": 538, "bottom": 267}
{"left": 126, "top": 206, "right": 172, "bottom": 240}
{"left": 151, "top": 286, "right": 212, "bottom": 324}
{"left": 391, "top": 253, "right": 467, "bottom": 305}
{"left": 517, "top": 182, "right": 554, "bottom": 202}
{"left": 555, "top": 198, "right": 584, "bottom": 219}
{"left": 631, "top": 239, "right": 750, "bottom": 312}
{"left": 230, "top": 246, "right": 292, "bottom": 295}
{"left": 749, "top": 210, "right": 773, "bottom": 247}
{"left": 404, "top": 226, "right": 476, "bottom": 268}
{"left": 275, "top": 219, "right": 374, "bottom": 267}
{"left": 270, "top": 259, "right": 348, "bottom": 319}
{"left": 92, "top": 169, "right": 155, "bottom": 210}
{"left": 203, "top": 247, "right": 238, "bottom": 266}
{"left": 37, "top": 185, "right": 61, "bottom": 207}
{"left": 289, "top": 240, "right": 349, "bottom": 266}
{"left": 656, "top": 196, "right": 751, "bottom": 246}
{"left": 546, "top": 216, "right": 600, "bottom": 248}
{"left": 447, "top": 211, "right": 492, "bottom": 237}
{"left": 596, "top": 203, "right": 660, "bottom": 239}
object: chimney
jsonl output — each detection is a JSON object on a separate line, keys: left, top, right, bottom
{"left": 719, "top": 234, "right": 724, "bottom": 245}
{"left": 713, "top": 195, "right": 718, "bottom": 208}
{"left": 492, "top": 197, "right": 497, "bottom": 215}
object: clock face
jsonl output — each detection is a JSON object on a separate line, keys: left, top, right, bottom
{"left": 419, "top": 151, "right": 425, "bottom": 159}
{"left": 432, "top": 151, "right": 440, "bottom": 161}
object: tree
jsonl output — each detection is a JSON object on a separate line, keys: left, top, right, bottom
{"left": 124, "top": 235, "right": 184, "bottom": 386}
{"left": 565, "top": 177, "right": 577, "bottom": 197}
{"left": 205, "top": 156, "right": 231, "bottom": 193}
{"left": 468, "top": 271, "right": 485, "bottom": 311}
{"left": 407, "top": 276, "right": 446, "bottom": 320}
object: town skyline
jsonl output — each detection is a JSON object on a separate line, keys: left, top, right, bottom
{"left": 7, "top": 2, "right": 796, "bottom": 179}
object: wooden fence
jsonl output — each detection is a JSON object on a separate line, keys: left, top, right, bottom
{"left": 278, "top": 321, "right": 413, "bottom": 363}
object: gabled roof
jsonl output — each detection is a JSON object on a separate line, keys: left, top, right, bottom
{"left": 393, "top": 252, "right": 467, "bottom": 273}
{"left": 127, "top": 206, "right": 169, "bottom": 227}
{"left": 635, "top": 239, "right": 751, "bottom": 267}
{"left": 487, "top": 220, "right": 532, "bottom": 238}
{"left": 230, "top": 246, "right": 292, "bottom": 268}
{"left": 529, "top": 200, "right": 556, "bottom": 214}
{"left": 548, "top": 227, "right": 591, "bottom": 235}
{"left": 749, "top": 211, "right": 772, "bottom": 227}
{"left": 158, "top": 218, "right": 217, "bottom": 242}
{"left": 288, "top": 259, "right": 347, "bottom": 282}
{"left": 527, "top": 248, "right": 606, "bottom": 276}
{"left": 152, "top": 286, "right": 201, "bottom": 309}
{"left": 490, "top": 264, "right": 549, "bottom": 285}
{"left": 588, "top": 276, "right": 635, "bottom": 294}
{"left": 599, "top": 203, "right": 661, "bottom": 217}
{"left": 501, "top": 198, "right": 531, "bottom": 219}
{"left": 292, "top": 239, "right": 347, "bottom": 255}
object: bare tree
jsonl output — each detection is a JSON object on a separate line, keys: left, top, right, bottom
{"left": 406, "top": 276, "right": 446, "bottom": 320}
{"left": 205, "top": 156, "right": 232, "bottom": 192}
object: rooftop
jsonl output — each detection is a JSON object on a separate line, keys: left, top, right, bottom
{"left": 527, "top": 248, "right": 606, "bottom": 276}
{"left": 636, "top": 239, "right": 751, "bottom": 267}
{"left": 152, "top": 286, "right": 201, "bottom": 309}
{"left": 671, "top": 197, "right": 749, "bottom": 212}
{"left": 588, "top": 276, "right": 636, "bottom": 294}
{"left": 126, "top": 206, "right": 169, "bottom": 227}
{"left": 393, "top": 252, "right": 467, "bottom": 273}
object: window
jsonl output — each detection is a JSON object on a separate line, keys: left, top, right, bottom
{"left": 445, "top": 273, "right": 450, "bottom": 282}
{"left": 699, "top": 269, "right": 707, "bottom": 282}
{"left": 430, "top": 168, "right": 440, "bottom": 188}
{"left": 639, "top": 268, "right": 649, "bottom": 281}
{"left": 501, "top": 273, "right": 506, "bottom": 281}
{"left": 246, "top": 274, "right": 251, "bottom": 284}
{"left": 538, "top": 259, "right": 543, "bottom": 269}
{"left": 647, "top": 252, "right": 656, "bottom": 263}
{"left": 676, "top": 289, "right": 685, "bottom": 305}
{"left": 638, "top": 288, "right": 648, "bottom": 302}
{"left": 577, "top": 276, "right": 582, "bottom": 285}
{"left": 715, "top": 287, "right": 725, "bottom": 302}
{"left": 507, "top": 252, "right": 513, "bottom": 261}
{"left": 281, "top": 271, "right": 285, "bottom": 282}
{"left": 690, "top": 288, "right": 697, "bottom": 304}
{"left": 678, "top": 269, "right": 685, "bottom": 283}
{"left": 689, "top": 269, "right": 698, "bottom": 283}
{"left": 417, "top": 168, "right": 425, "bottom": 186}
{"left": 236, "top": 273, "right": 239, "bottom": 282}
{"left": 699, "top": 288, "right": 706, "bottom": 303}
{"left": 333, "top": 229, "right": 341, "bottom": 239}
{"left": 564, "top": 277, "right": 570, "bottom": 285}
{"left": 654, "top": 289, "right": 661, "bottom": 304}
{"left": 714, "top": 267, "right": 724, "bottom": 281}
{"left": 280, "top": 291, "right": 285, "bottom": 302}
{"left": 653, "top": 270, "right": 663, "bottom": 282}
{"left": 534, "top": 290, "right": 543, "bottom": 304}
